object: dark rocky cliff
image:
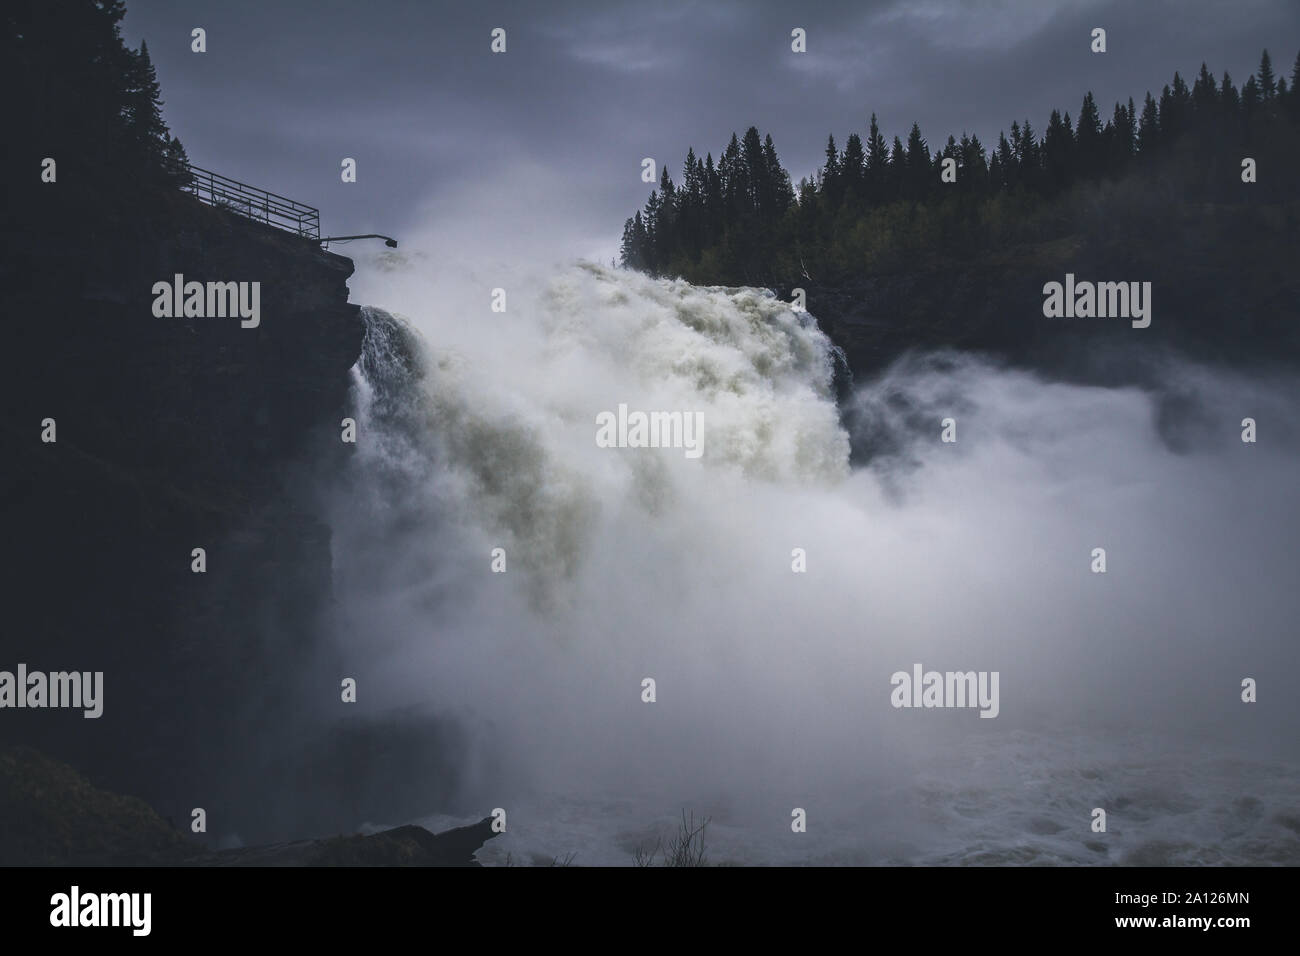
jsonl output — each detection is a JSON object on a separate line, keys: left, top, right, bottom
{"left": 782, "top": 200, "right": 1300, "bottom": 388}
{"left": 1, "top": 191, "right": 370, "bottom": 843}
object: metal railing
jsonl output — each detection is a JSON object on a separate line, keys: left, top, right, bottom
{"left": 181, "top": 164, "right": 320, "bottom": 240}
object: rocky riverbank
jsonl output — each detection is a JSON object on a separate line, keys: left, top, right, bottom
{"left": 0, "top": 747, "right": 496, "bottom": 866}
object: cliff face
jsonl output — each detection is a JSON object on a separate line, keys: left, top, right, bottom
{"left": 1, "top": 192, "right": 366, "bottom": 842}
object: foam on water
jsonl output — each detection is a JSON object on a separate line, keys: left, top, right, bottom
{"left": 413, "top": 730, "right": 1300, "bottom": 866}
{"left": 331, "top": 260, "right": 1300, "bottom": 864}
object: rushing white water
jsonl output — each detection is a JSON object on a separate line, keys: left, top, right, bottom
{"left": 328, "top": 258, "right": 1300, "bottom": 865}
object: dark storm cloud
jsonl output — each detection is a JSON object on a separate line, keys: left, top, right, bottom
{"left": 123, "top": 0, "right": 1299, "bottom": 263}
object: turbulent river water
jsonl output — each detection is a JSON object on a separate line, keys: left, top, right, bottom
{"left": 326, "top": 257, "right": 1300, "bottom": 865}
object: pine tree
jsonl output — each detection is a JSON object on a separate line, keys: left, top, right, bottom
{"left": 20, "top": 0, "right": 133, "bottom": 173}
{"left": 1040, "top": 108, "right": 1071, "bottom": 191}
{"left": 1220, "top": 72, "right": 1240, "bottom": 116}
{"left": 122, "top": 39, "right": 171, "bottom": 174}
{"left": 1135, "top": 92, "right": 1158, "bottom": 153}
{"left": 643, "top": 190, "right": 661, "bottom": 270}
{"left": 840, "top": 133, "right": 865, "bottom": 209}
{"left": 683, "top": 147, "right": 701, "bottom": 199}
{"left": 841, "top": 133, "right": 865, "bottom": 182}
{"left": 994, "top": 130, "right": 1014, "bottom": 188}
{"left": 820, "top": 134, "right": 840, "bottom": 207}
{"left": 10, "top": 2, "right": 189, "bottom": 203}
{"left": 988, "top": 150, "right": 1003, "bottom": 191}
{"left": 762, "top": 133, "right": 794, "bottom": 219}
{"left": 659, "top": 166, "right": 675, "bottom": 201}
{"left": 163, "top": 134, "right": 190, "bottom": 186}
{"left": 940, "top": 134, "right": 958, "bottom": 167}
{"left": 721, "top": 133, "right": 742, "bottom": 221}
{"left": 1017, "top": 118, "right": 1040, "bottom": 188}
{"left": 741, "top": 126, "right": 766, "bottom": 214}
{"left": 889, "top": 135, "right": 907, "bottom": 197}
{"left": 1257, "top": 49, "right": 1276, "bottom": 101}
{"left": 1241, "top": 75, "right": 1260, "bottom": 114}
{"left": 1075, "top": 92, "right": 1103, "bottom": 175}
{"left": 620, "top": 216, "right": 641, "bottom": 268}
{"left": 1192, "top": 63, "right": 1218, "bottom": 112}
{"left": 679, "top": 147, "right": 702, "bottom": 256}
{"left": 1106, "top": 101, "right": 1133, "bottom": 173}
{"left": 703, "top": 152, "right": 722, "bottom": 227}
{"left": 1159, "top": 73, "right": 1191, "bottom": 141}
{"left": 905, "top": 122, "right": 929, "bottom": 198}
{"left": 962, "top": 132, "right": 988, "bottom": 189}
{"left": 865, "top": 113, "right": 889, "bottom": 202}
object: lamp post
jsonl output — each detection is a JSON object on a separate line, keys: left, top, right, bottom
{"left": 318, "top": 234, "right": 398, "bottom": 250}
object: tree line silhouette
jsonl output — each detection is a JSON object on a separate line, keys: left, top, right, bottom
{"left": 620, "top": 50, "right": 1300, "bottom": 286}
{"left": 6, "top": 0, "right": 189, "bottom": 208}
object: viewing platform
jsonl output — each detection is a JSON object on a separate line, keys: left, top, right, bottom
{"left": 181, "top": 164, "right": 320, "bottom": 240}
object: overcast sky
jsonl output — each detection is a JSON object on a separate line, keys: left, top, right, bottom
{"left": 124, "top": 0, "right": 1299, "bottom": 266}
